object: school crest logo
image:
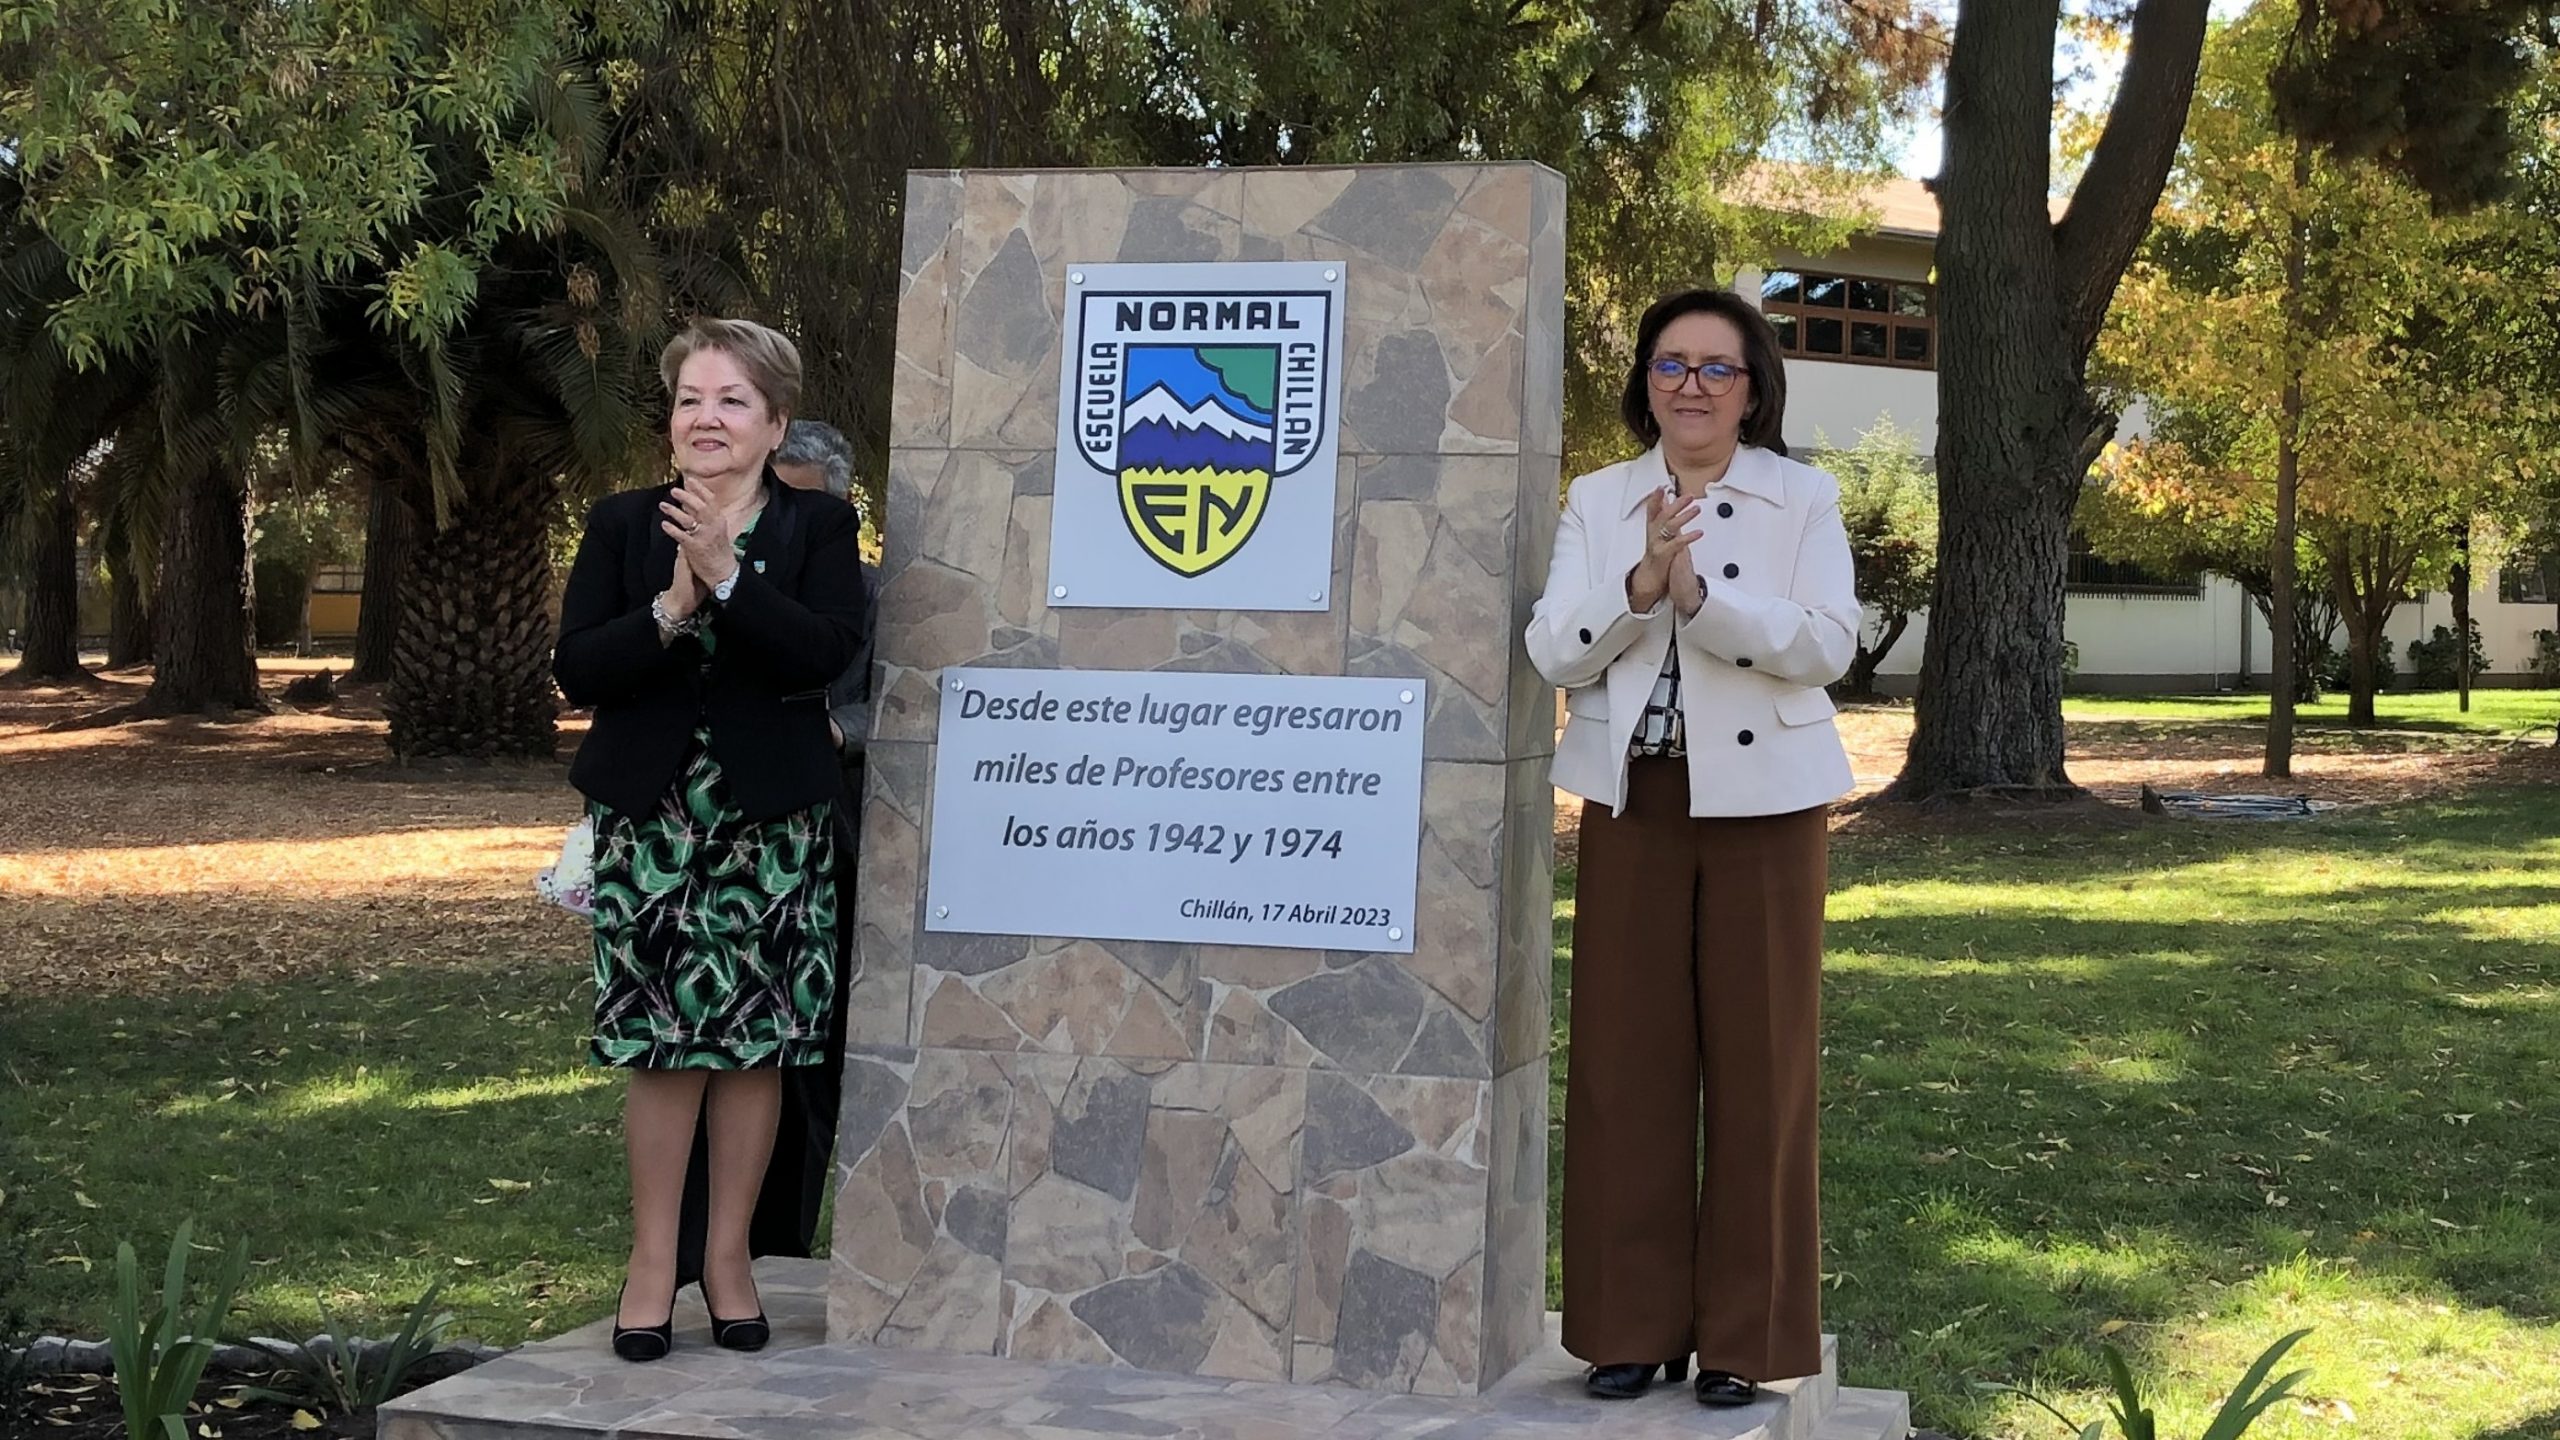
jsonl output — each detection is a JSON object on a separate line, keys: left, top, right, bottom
{"left": 1065, "top": 281, "right": 1337, "bottom": 579}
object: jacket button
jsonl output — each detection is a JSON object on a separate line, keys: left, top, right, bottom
{"left": 1737, "top": 729, "right": 1755, "bottom": 746}
{"left": 1736, "top": 657, "right": 1753, "bottom": 668}
{"left": 1722, "top": 562, "right": 1740, "bottom": 579}
{"left": 1577, "top": 627, "right": 1593, "bottom": 644}
{"left": 1717, "top": 502, "right": 1734, "bottom": 518}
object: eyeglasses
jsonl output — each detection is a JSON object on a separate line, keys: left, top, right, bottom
{"left": 1647, "top": 358, "right": 1751, "bottom": 396}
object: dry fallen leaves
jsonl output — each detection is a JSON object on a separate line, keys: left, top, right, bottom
{"left": 0, "top": 672, "right": 586, "bottom": 1004}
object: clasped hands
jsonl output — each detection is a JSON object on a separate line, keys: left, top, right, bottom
{"left": 1625, "top": 485, "right": 1706, "bottom": 620}
{"left": 656, "top": 480, "right": 748, "bottom": 626}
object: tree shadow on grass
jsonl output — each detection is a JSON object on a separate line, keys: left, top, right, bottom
{"left": 2469, "top": 1408, "right": 2560, "bottom": 1440}
{"left": 0, "top": 959, "right": 624, "bottom": 1347}
{"left": 1556, "top": 783, "right": 2560, "bottom": 1437}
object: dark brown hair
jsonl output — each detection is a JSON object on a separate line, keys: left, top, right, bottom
{"left": 1618, "top": 288, "right": 1789, "bottom": 457}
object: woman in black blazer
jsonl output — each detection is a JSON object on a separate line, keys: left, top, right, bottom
{"left": 554, "top": 317, "right": 867, "bottom": 1362}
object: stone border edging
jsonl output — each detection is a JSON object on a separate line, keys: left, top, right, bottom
{"left": 5, "top": 1334, "right": 510, "bottom": 1378}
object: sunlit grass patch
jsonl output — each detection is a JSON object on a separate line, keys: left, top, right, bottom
{"left": 1558, "top": 784, "right": 2560, "bottom": 1439}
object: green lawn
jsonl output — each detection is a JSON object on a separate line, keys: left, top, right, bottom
{"left": 9, "top": 785, "right": 2559, "bottom": 1439}
{"left": 0, "top": 966, "right": 629, "bottom": 1347}
{"left": 1550, "top": 783, "right": 2560, "bottom": 1439}
{"left": 2062, "top": 689, "right": 2560, "bottom": 740}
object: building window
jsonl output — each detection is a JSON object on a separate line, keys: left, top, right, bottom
{"left": 1761, "top": 269, "right": 1936, "bottom": 370}
{"left": 2066, "top": 531, "right": 2201, "bottom": 597}
{"left": 312, "top": 563, "right": 365, "bottom": 594}
{"left": 2500, "top": 553, "right": 2559, "bottom": 604}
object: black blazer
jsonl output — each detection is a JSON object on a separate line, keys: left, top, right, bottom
{"left": 556, "top": 474, "right": 869, "bottom": 821}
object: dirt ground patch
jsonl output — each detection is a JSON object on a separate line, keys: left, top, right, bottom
{"left": 8, "top": 666, "right": 2552, "bottom": 998}
{"left": 1551, "top": 699, "right": 2560, "bottom": 862}
{"left": 0, "top": 662, "right": 588, "bottom": 1002}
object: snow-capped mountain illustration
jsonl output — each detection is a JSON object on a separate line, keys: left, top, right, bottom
{"left": 1123, "top": 383, "right": 1272, "bottom": 441}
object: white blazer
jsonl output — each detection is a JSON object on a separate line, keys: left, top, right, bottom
{"left": 1527, "top": 444, "right": 1859, "bottom": 817}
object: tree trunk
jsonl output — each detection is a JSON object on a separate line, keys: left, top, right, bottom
{"left": 2323, "top": 530, "right": 2402, "bottom": 729}
{"left": 10, "top": 486, "right": 89, "bottom": 683}
{"left": 385, "top": 473, "right": 560, "bottom": 760}
{"left": 2338, "top": 599, "right": 2379, "bottom": 726}
{"left": 349, "top": 477, "right": 416, "bottom": 685}
{"left": 2450, "top": 519, "right": 2471, "bottom": 710}
{"left": 1887, "top": 0, "right": 2209, "bottom": 800}
{"left": 2267, "top": 138, "right": 2309, "bottom": 777}
{"left": 142, "top": 462, "right": 267, "bottom": 715}
{"left": 1844, "top": 612, "right": 1910, "bottom": 697}
{"left": 107, "top": 553, "right": 151, "bottom": 669}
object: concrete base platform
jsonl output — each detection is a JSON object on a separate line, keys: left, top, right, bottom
{"left": 381, "top": 1261, "right": 1908, "bottom": 1440}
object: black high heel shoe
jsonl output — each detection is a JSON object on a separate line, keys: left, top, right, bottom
{"left": 611, "top": 1279, "right": 675, "bottom": 1363}
{"left": 1693, "top": 1369, "right": 1759, "bottom": 1406}
{"left": 697, "top": 1277, "right": 769, "bottom": 1352}
{"left": 1584, "top": 1356, "right": 1689, "bottom": 1399}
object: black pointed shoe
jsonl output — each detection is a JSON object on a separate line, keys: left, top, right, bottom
{"left": 610, "top": 1281, "right": 674, "bottom": 1363}
{"left": 1693, "top": 1369, "right": 1759, "bottom": 1406}
{"left": 1584, "top": 1357, "right": 1689, "bottom": 1399}
{"left": 698, "top": 1279, "right": 769, "bottom": 1352}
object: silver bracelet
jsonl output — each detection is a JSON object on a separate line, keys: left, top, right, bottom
{"left": 650, "top": 592, "right": 700, "bottom": 637}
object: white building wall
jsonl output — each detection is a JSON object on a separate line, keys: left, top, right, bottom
{"left": 1870, "top": 577, "right": 2257, "bottom": 690}
{"left": 2391, "top": 588, "right": 2557, "bottom": 677}
{"left": 1785, "top": 361, "right": 1937, "bottom": 456}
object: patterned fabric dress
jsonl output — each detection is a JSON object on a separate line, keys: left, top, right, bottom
{"left": 588, "top": 523, "right": 838, "bottom": 1070}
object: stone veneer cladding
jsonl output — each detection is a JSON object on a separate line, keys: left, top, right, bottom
{"left": 833, "top": 163, "right": 1566, "bottom": 1397}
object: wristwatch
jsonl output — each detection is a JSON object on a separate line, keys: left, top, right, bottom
{"left": 712, "top": 569, "right": 740, "bottom": 604}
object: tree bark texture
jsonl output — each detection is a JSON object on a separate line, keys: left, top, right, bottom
{"left": 2324, "top": 524, "right": 2412, "bottom": 728}
{"left": 2267, "top": 138, "right": 2311, "bottom": 776}
{"left": 10, "top": 486, "right": 89, "bottom": 682}
{"left": 350, "top": 476, "right": 416, "bottom": 685}
{"left": 142, "top": 463, "right": 266, "bottom": 714}
{"left": 107, "top": 553, "right": 151, "bottom": 669}
{"left": 1891, "top": 0, "right": 2210, "bottom": 799}
{"left": 385, "top": 473, "right": 559, "bottom": 760}
{"left": 2450, "top": 521, "right": 2471, "bottom": 711}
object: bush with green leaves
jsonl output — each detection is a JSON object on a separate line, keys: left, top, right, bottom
{"left": 244, "top": 1281, "right": 453, "bottom": 1417}
{"left": 2407, "top": 620, "right": 2490, "bottom": 689}
{"left": 2531, "top": 629, "right": 2560, "bottom": 685}
{"left": 1988, "top": 1328, "right": 2312, "bottom": 1440}
{"left": 106, "top": 1221, "right": 247, "bottom": 1440}
{"left": 2320, "top": 635, "right": 2394, "bottom": 692}
{"left": 1826, "top": 419, "right": 1937, "bottom": 695}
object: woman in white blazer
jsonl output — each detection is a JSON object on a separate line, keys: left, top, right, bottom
{"left": 1527, "top": 289, "right": 1858, "bottom": 1407}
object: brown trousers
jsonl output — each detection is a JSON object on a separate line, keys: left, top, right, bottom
{"left": 1559, "top": 757, "right": 1826, "bottom": 1380}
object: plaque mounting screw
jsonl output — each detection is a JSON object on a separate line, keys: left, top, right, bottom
{"left": 1053, "top": 585, "right": 1069, "bottom": 599}
{"left": 1387, "top": 927, "right": 1404, "bottom": 942}
{"left": 1323, "top": 268, "right": 1339, "bottom": 282}
{"left": 949, "top": 676, "right": 967, "bottom": 692}
{"left": 1399, "top": 690, "right": 1414, "bottom": 704}
{"left": 1069, "top": 271, "right": 1085, "bottom": 284}
{"left": 935, "top": 905, "right": 949, "bottom": 919}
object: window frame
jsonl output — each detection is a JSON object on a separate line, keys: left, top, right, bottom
{"left": 310, "top": 562, "right": 366, "bottom": 595}
{"left": 1760, "top": 268, "right": 1938, "bottom": 371}
{"left": 2499, "top": 553, "right": 2559, "bottom": 605}
{"left": 2065, "top": 531, "right": 2204, "bottom": 599}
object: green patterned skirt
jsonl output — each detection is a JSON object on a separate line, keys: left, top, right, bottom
{"left": 587, "top": 737, "right": 837, "bottom": 1069}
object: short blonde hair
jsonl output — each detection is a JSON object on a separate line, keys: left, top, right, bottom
{"left": 660, "top": 317, "right": 802, "bottom": 418}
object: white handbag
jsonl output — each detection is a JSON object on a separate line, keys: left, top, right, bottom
{"left": 535, "top": 816, "right": 596, "bottom": 917}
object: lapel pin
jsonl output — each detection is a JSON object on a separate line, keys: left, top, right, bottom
{"left": 753, "top": 560, "right": 767, "bottom": 574}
